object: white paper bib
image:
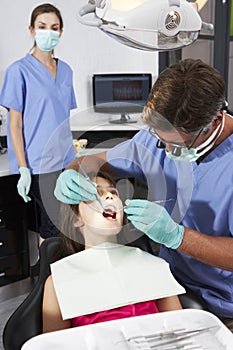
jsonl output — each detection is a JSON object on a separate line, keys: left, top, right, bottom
{"left": 51, "top": 243, "right": 185, "bottom": 320}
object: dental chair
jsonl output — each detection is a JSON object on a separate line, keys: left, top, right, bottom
{"left": 2, "top": 235, "right": 205, "bottom": 350}
{"left": 2, "top": 237, "right": 61, "bottom": 350}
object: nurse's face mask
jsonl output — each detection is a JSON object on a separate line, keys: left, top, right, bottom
{"left": 35, "top": 29, "right": 60, "bottom": 52}
{"left": 149, "top": 116, "right": 225, "bottom": 162}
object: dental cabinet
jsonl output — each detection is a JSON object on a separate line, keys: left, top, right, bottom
{"left": 0, "top": 154, "right": 29, "bottom": 286}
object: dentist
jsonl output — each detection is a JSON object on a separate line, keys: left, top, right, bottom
{"left": 54, "top": 58, "right": 233, "bottom": 330}
{"left": 0, "top": 3, "right": 77, "bottom": 243}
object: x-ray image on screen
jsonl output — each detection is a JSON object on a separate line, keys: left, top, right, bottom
{"left": 112, "top": 81, "right": 143, "bottom": 101}
{"left": 93, "top": 73, "right": 152, "bottom": 124}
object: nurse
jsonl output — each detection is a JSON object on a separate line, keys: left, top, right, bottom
{"left": 54, "top": 58, "right": 233, "bottom": 330}
{"left": 0, "top": 3, "right": 77, "bottom": 243}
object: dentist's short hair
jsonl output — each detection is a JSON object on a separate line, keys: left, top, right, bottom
{"left": 142, "top": 58, "right": 225, "bottom": 134}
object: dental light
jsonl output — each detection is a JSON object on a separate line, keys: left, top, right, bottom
{"left": 78, "top": 0, "right": 213, "bottom": 51}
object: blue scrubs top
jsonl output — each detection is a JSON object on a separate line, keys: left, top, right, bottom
{"left": 0, "top": 54, "right": 77, "bottom": 174}
{"left": 107, "top": 127, "right": 233, "bottom": 318}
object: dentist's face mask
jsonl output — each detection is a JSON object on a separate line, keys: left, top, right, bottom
{"left": 35, "top": 29, "right": 60, "bottom": 52}
{"left": 150, "top": 116, "right": 225, "bottom": 162}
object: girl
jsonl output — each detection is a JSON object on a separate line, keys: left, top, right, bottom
{"left": 43, "top": 171, "right": 184, "bottom": 333}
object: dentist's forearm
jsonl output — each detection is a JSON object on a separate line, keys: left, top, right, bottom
{"left": 178, "top": 227, "right": 233, "bottom": 271}
{"left": 66, "top": 151, "right": 116, "bottom": 178}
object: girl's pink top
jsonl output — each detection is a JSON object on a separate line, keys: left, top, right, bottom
{"left": 71, "top": 300, "right": 158, "bottom": 327}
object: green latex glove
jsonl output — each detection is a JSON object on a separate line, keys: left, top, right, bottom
{"left": 124, "top": 199, "right": 184, "bottom": 249}
{"left": 54, "top": 169, "right": 97, "bottom": 204}
{"left": 17, "top": 167, "right": 31, "bottom": 203}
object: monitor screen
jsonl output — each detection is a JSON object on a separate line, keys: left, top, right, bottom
{"left": 92, "top": 73, "right": 152, "bottom": 123}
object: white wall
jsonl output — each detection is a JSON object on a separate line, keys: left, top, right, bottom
{"left": 0, "top": 0, "right": 158, "bottom": 112}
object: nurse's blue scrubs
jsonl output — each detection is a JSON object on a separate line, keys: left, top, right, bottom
{"left": 107, "top": 127, "right": 233, "bottom": 319}
{"left": 0, "top": 54, "right": 77, "bottom": 237}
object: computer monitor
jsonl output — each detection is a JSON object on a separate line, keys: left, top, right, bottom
{"left": 92, "top": 73, "right": 152, "bottom": 124}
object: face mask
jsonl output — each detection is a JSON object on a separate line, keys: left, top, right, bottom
{"left": 166, "top": 117, "right": 225, "bottom": 162}
{"left": 35, "top": 29, "right": 60, "bottom": 52}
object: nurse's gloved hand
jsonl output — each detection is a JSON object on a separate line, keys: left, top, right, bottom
{"left": 17, "top": 167, "right": 32, "bottom": 203}
{"left": 54, "top": 169, "right": 97, "bottom": 204}
{"left": 124, "top": 199, "right": 184, "bottom": 249}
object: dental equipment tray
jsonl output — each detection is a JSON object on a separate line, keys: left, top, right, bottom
{"left": 22, "top": 309, "right": 233, "bottom": 349}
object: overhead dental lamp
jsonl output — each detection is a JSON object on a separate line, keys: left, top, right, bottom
{"left": 78, "top": 0, "right": 213, "bottom": 51}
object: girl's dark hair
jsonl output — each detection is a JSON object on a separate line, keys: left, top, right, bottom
{"left": 30, "top": 3, "right": 63, "bottom": 29}
{"left": 58, "top": 171, "right": 128, "bottom": 259}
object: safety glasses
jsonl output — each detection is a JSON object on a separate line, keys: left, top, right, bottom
{"left": 149, "top": 127, "right": 204, "bottom": 156}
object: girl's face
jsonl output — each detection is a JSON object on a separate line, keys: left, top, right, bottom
{"left": 75, "top": 176, "right": 124, "bottom": 247}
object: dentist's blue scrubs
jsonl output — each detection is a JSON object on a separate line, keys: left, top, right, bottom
{"left": 0, "top": 53, "right": 77, "bottom": 237}
{"left": 106, "top": 127, "right": 233, "bottom": 318}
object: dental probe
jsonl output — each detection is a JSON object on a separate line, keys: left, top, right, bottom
{"left": 123, "top": 198, "right": 174, "bottom": 209}
{"left": 77, "top": 161, "right": 105, "bottom": 210}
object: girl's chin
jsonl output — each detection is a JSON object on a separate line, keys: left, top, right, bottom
{"left": 84, "top": 223, "right": 122, "bottom": 234}
{"left": 100, "top": 226, "right": 122, "bottom": 235}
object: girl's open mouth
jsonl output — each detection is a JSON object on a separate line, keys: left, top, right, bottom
{"left": 102, "top": 206, "right": 117, "bottom": 220}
